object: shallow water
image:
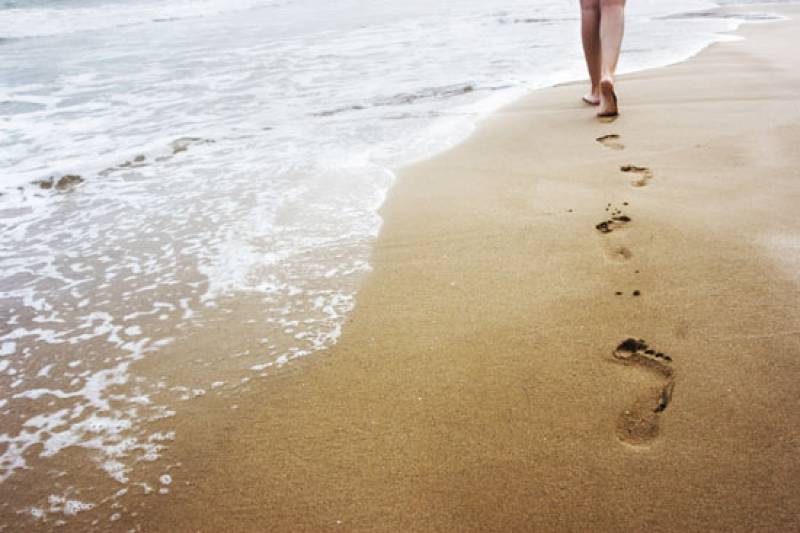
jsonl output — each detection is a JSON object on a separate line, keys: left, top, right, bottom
{"left": 0, "top": 0, "right": 785, "bottom": 527}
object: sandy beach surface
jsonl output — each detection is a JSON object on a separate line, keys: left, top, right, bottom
{"left": 113, "top": 6, "right": 800, "bottom": 532}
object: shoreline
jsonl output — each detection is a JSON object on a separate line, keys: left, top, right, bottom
{"left": 132, "top": 4, "right": 800, "bottom": 531}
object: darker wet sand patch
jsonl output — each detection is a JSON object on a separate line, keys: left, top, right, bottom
{"left": 34, "top": 174, "right": 84, "bottom": 192}
{"left": 167, "top": 137, "right": 214, "bottom": 156}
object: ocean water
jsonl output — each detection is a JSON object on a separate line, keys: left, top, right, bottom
{"left": 0, "top": 0, "right": 786, "bottom": 527}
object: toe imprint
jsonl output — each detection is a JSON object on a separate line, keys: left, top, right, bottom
{"left": 596, "top": 203, "right": 631, "bottom": 234}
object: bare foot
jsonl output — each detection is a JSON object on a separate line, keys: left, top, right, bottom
{"left": 582, "top": 93, "right": 600, "bottom": 106}
{"left": 597, "top": 79, "right": 618, "bottom": 117}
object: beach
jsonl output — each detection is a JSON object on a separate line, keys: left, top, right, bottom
{"left": 2, "top": 2, "right": 800, "bottom": 531}
{"left": 119, "top": 4, "right": 800, "bottom": 532}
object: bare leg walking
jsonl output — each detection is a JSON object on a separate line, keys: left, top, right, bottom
{"left": 598, "top": 0, "right": 625, "bottom": 116}
{"left": 580, "top": 0, "right": 626, "bottom": 116}
{"left": 580, "top": 0, "right": 602, "bottom": 105}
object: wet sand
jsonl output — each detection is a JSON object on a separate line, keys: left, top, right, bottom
{"left": 139, "top": 7, "right": 800, "bottom": 532}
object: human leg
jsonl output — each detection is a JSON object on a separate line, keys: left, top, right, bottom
{"left": 597, "top": 0, "right": 625, "bottom": 116}
{"left": 580, "top": 0, "right": 601, "bottom": 105}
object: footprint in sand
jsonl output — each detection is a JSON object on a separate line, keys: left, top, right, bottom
{"left": 612, "top": 338, "right": 675, "bottom": 446}
{"left": 621, "top": 165, "right": 653, "bottom": 187}
{"left": 596, "top": 202, "right": 633, "bottom": 261}
{"left": 605, "top": 245, "right": 633, "bottom": 262}
{"left": 595, "top": 203, "right": 631, "bottom": 234}
{"left": 596, "top": 134, "right": 624, "bottom": 150}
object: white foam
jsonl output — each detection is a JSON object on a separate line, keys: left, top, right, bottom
{"left": 46, "top": 495, "right": 95, "bottom": 517}
{"left": 0, "top": 342, "right": 15, "bottom": 357}
{"left": 0, "top": 0, "right": 288, "bottom": 39}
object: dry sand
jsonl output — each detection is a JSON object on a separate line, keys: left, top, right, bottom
{"left": 138, "top": 7, "right": 800, "bottom": 532}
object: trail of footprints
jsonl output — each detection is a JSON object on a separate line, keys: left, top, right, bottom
{"left": 594, "top": 134, "right": 674, "bottom": 447}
